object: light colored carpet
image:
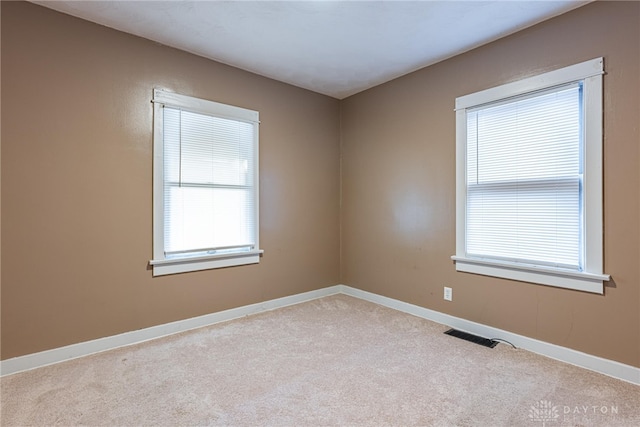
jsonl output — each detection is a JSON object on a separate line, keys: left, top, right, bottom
{"left": 1, "top": 294, "right": 639, "bottom": 426}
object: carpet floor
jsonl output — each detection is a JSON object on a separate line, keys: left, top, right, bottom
{"left": 1, "top": 294, "right": 639, "bottom": 426}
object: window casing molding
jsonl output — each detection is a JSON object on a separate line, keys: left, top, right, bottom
{"left": 452, "top": 58, "right": 609, "bottom": 294}
{"left": 150, "top": 89, "right": 262, "bottom": 276}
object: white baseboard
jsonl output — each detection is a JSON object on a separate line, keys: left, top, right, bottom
{"left": 2, "top": 283, "right": 638, "bottom": 386}
{"left": 339, "top": 285, "right": 640, "bottom": 386}
{"left": 0, "top": 285, "right": 343, "bottom": 377}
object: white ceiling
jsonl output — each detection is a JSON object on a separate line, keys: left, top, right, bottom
{"left": 31, "top": 1, "right": 589, "bottom": 99}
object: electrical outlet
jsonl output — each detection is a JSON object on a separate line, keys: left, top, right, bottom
{"left": 444, "top": 287, "right": 453, "bottom": 301}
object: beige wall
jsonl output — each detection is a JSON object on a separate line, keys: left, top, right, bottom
{"left": 1, "top": 1, "right": 340, "bottom": 359}
{"left": 341, "top": 0, "right": 639, "bottom": 367}
{"left": 2, "top": 1, "right": 639, "bottom": 369}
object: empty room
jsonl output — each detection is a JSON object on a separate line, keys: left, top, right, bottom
{"left": 1, "top": 0, "right": 639, "bottom": 425}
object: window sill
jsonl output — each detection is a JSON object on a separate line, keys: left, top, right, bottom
{"left": 451, "top": 256, "right": 609, "bottom": 294}
{"left": 150, "top": 250, "right": 263, "bottom": 276}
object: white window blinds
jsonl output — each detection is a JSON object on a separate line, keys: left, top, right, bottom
{"left": 465, "top": 83, "right": 583, "bottom": 270}
{"left": 453, "top": 58, "right": 608, "bottom": 293}
{"left": 162, "top": 106, "right": 257, "bottom": 258}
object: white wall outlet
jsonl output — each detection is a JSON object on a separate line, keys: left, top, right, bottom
{"left": 444, "top": 287, "right": 453, "bottom": 301}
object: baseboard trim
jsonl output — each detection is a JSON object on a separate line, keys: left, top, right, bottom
{"left": 339, "top": 285, "right": 640, "bottom": 385}
{"left": 0, "top": 285, "right": 343, "bottom": 377}
{"left": 3, "top": 284, "right": 638, "bottom": 385}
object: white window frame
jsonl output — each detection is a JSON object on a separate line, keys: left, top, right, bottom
{"left": 452, "top": 58, "right": 609, "bottom": 294}
{"left": 149, "top": 89, "right": 262, "bottom": 276}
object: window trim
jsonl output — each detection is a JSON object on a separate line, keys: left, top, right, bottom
{"left": 150, "top": 89, "right": 262, "bottom": 276}
{"left": 452, "top": 58, "right": 609, "bottom": 294}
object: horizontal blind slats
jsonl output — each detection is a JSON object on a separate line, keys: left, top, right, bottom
{"left": 466, "top": 85, "right": 582, "bottom": 270}
{"left": 163, "top": 107, "right": 257, "bottom": 255}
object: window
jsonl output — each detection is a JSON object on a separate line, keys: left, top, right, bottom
{"left": 150, "top": 89, "right": 262, "bottom": 276}
{"left": 452, "top": 58, "right": 609, "bottom": 293}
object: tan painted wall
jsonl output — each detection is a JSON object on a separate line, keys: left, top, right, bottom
{"left": 1, "top": 1, "right": 340, "bottom": 359}
{"left": 341, "top": 0, "right": 640, "bottom": 367}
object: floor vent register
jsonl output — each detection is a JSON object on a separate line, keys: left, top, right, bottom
{"left": 444, "top": 328, "right": 498, "bottom": 348}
